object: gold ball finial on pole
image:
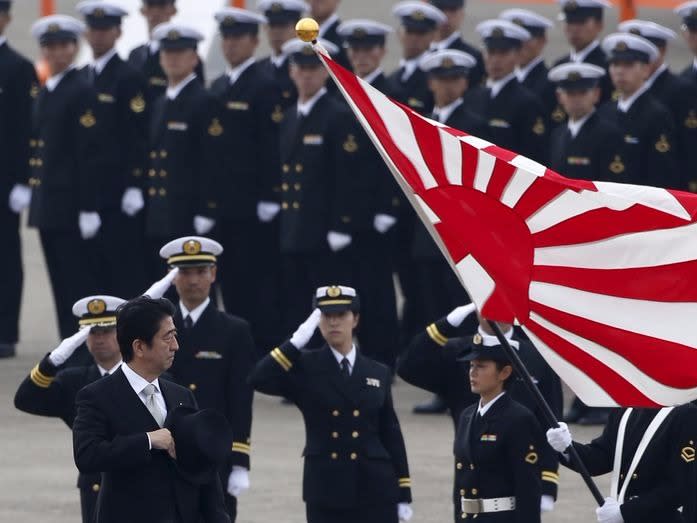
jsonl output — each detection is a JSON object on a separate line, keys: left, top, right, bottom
{"left": 296, "top": 18, "right": 320, "bottom": 42}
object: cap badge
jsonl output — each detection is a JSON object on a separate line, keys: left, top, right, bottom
{"left": 567, "top": 71, "right": 581, "bottom": 81}
{"left": 441, "top": 57, "right": 455, "bottom": 68}
{"left": 93, "top": 8, "right": 105, "bottom": 17}
{"left": 87, "top": 299, "right": 107, "bottom": 315}
{"left": 183, "top": 239, "right": 202, "bottom": 255}
{"left": 327, "top": 286, "right": 341, "bottom": 298}
{"left": 47, "top": 23, "right": 61, "bottom": 33}
{"left": 411, "top": 10, "right": 425, "bottom": 21}
{"left": 270, "top": 3, "right": 283, "bottom": 12}
{"left": 223, "top": 16, "right": 236, "bottom": 26}
{"left": 565, "top": 0, "right": 578, "bottom": 11}
{"left": 352, "top": 28, "right": 366, "bottom": 38}
{"left": 491, "top": 27, "right": 504, "bottom": 38}
{"left": 614, "top": 41, "right": 628, "bottom": 52}
{"left": 167, "top": 29, "right": 181, "bottom": 40}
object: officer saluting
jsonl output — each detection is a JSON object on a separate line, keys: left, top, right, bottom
{"left": 160, "top": 237, "right": 255, "bottom": 522}
{"left": 76, "top": 1, "right": 149, "bottom": 298}
{"left": 28, "top": 15, "right": 102, "bottom": 339}
{"left": 249, "top": 286, "right": 413, "bottom": 523}
{"left": 0, "top": 0, "right": 38, "bottom": 359}
{"left": 548, "top": 63, "right": 626, "bottom": 182}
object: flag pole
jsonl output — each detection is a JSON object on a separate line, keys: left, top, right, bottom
{"left": 487, "top": 320, "right": 605, "bottom": 506}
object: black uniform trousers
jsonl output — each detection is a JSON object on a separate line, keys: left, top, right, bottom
{"left": 0, "top": 207, "right": 22, "bottom": 343}
{"left": 80, "top": 487, "right": 98, "bottom": 523}
{"left": 306, "top": 503, "right": 397, "bottom": 523}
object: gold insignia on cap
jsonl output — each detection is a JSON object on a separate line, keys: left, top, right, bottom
{"left": 167, "top": 29, "right": 181, "bottom": 40}
{"left": 655, "top": 134, "right": 670, "bottom": 153}
{"left": 327, "top": 286, "right": 341, "bottom": 298}
{"left": 411, "top": 10, "right": 425, "bottom": 21}
{"left": 628, "top": 27, "right": 641, "bottom": 36}
{"left": 343, "top": 134, "right": 358, "bottom": 153}
{"left": 87, "top": 299, "right": 107, "bottom": 315}
{"left": 47, "top": 23, "right": 61, "bottom": 33}
{"left": 183, "top": 239, "right": 202, "bottom": 255}
{"left": 685, "top": 110, "right": 697, "bottom": 129}
{"left": 353, "top": 28, "right": 367, "bottom": 38}
{"left": 208, "top": 118, "right": 224, "bottom": 137}
{"left": 442, "top": 57, "right": 455, "bottom": 68}
{"left": 532, "top": 117, "right": 545, "bottom": 136}
{"left": 609, "top": 155, "right": 625, "bottom": 175}
{"left": 270, "top": 2, "right": 283, "bottom": 12}
{"left": 512, "top": 18, "right": 524, "bottom": 27}
{"left": 491, "top": 27, "right": 505, "bottom": 38}
{"left": 473, "top": 333, "right": 482, "bottom": 345}
{"left": 567, "top": 71, "right": 581, "bottom": 81}
{"left": 525, "top": 451, "right": 539, "bottom": 464}
{"left": 93, "top": 7, "right": 105, "bottom": 17}
{"left": 565, "top": 0, "right": 578, "bottom": 10}
{"left": 614, "top": 41, "right": 628, "bottom": 52}
{"left": 80, "top": 110, "right": 96, "bottom": 128}
{"left": 223, "top": 16, "right": 237, "bottom": 26}
{"left": 130, "top": 94, "right": 146, "bottom": 113}
{"left": 681, "top": 446, "right": 695, "bottom": 463}
{"left": 302, "top": 45, "right": 314, "bottom": 55}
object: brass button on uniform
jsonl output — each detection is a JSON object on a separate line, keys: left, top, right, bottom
{"left": 352, "top": 431, "right": 359, "bottom": 439}
{"left": 148, "top": 188, "right": 156, "bottom": 196}
{"left": 456, "top": 462, "right": 463, "bottom": 470}
{"left": 295, "top": 163, "right": 303, "bottom": 173}
{"left": 332, "top": 410, "right": 340, "bottom": 417}
{"left": 159, "top": 170, "right": 167, "bottom": 178}
{"left": 38, "top": 140, "right": 45, "bottom": 147}
{"left": 160, "top": 150, "right": 168, "bottom": 158}
{"left": 150, "top": 151, "right": 157, "bottom": 159}
{"left": 92, "top": 484, "right": 100, "bottom": 492}
{"left": 292, "top": 202, "right": 300, "bottom": 209}
{"left": 282, "top": 183, "right": 289, "bottom": 191}
{"left": 460, "top": 489, "right": 465, "bottom": 496}
{"left": 159, "top": 188, "right": 167, "bottom": 196}
{"left": 30, "top": 140, "right": 37, "bottom": 147}
{"left": 282, "top": 164, "right": 290, "bottom": 173}
{"left": 148, "top": 169, "right": 156, "bottom": 177}
{"left": 461, "top": 514, "right": 467, "bottom": 519}
{"left": 470, "top": 464, "right": 475, "bottom": 470}
{"left": 282, "top": 202, "right": 289, "bottom": 210}
{"left": 294, "top": 183, "right": 301, "bottom": 190}
{"left": 471, "top": 488, "right": 478, "bottom": 495}
{"left": 353, "top": 410, "right": 360, "bottom": 417}
{"left": 331, "top": 432, "right": 339, "bottom": 439}
{"left": 189, "top": 383, "right": 197, "bottom": 391}
{"left": 350, "top": 453, "right": 357, "bottom": 460}
{"left": 632, "top": 473, "right": 638, "bottom": 480}
{"left": 331, "top": 452, "right": 338, "bottom": 460}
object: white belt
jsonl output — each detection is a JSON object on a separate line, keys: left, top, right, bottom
{"left": 461, "top": 496, "right": 516, "bottom": 514}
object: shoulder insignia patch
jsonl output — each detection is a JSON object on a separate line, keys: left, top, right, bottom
{"left": 343, "top": 134, "right": 358, "bottom": 153}
{"left": 609, "top": 155, "right": 625, "bottom": 175}
{"left": 208, "top": 118, "right": 224, "bottom": 137}
{"left": 80, "top": 110, "right": 96, "bottom": 128}
{"left": 685, "top": 110, "right": 697, "bottom": 129}
{"left": 532, "top": 117, "right": 545, "bottom": 136}
{"left": 130, "top": 94, "right": 146, "bottom": 113}
{"left": 525, "top": 451, "right": 538, "bottom": 464}
{"left": 655, "top": 134, "right": 670, "bottom": 153}
{"left": 681, "top": 446, "right": 695, "bottom": 463}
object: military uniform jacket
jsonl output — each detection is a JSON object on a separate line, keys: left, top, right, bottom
{"left": 548, "top": 111, "right": 627, "bottom": 183}
{"left": 278, "top": 92, "right": 358, "bottom": 253}
{"left": 127, "top": 44, "right": 205, "bottom": 106}
{"left": 27, "top": 68, "right": 101, "bottom": 230}
{"left": 564, "top": 405, "right": 697, "bottom": 523}
{"left": 387, "top": 65, "right": 433, "bottom": 116}
{"left": 170, "top": 303, "right": 255, "bottom": 470}
{"left": 520, "top": 60, "right": 561, "bottom": 127}
{"left": 465, "top": 79, "right": 548, "bottom": 164}
{"left": 320, "top": 17, "right": 350, "bottom": 72}
{"left": 249, "top": 342, "right": 412, "bottom": 509}
{"left": 14, "top": 354, "right": 102, "bottom": 490}
{"left": 84, "top": 54, "right": 148, "bottom": 210}
{"left": 146, "top": 80, "right": 225, "bottom": 237}
{"left": 397, "top": 317, "right": 562, "bottom": 498}
{"left": 0, "top": 41, "right": 37, "bottom": 197}
{"left": 455, "top": 394, "right": 543, "bottom": 522}
{"left": 73, "top": 367, "right": 229, "bottom": 523}
{"left": 258, "top": 55, "right": 297, "bottom": 111}
{"left": 680, "top": 64, "right": 697, "bottom": 89}
{"left": 598, "top": 92, "right": 679, "bottom": 189}
{"left": 209, "top": 63, "right": 282, "bottom": 220}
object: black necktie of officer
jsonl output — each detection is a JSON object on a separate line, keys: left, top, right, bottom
{"left": 340, "top": 358, "right": 350, "bottom": 379}
{"left": 184, "top": 315, "right": 193, "bottom": 329}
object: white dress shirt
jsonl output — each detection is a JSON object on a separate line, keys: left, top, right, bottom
{"left": 431, "top": 31, "right": 461, "bottom": 52}
{"left": 486, "top": 72, "right": 517, "bottom": 99}
{"left": 399, "top": 55, "right": 424, "bottom": 82}
{"left": 179, "top": 297, "right": 210, "bottom": 326}
{"left": 46, "top": 66, "right": 75, "bottom": 92}
{"left": 271, "top": 51, "right": 288, "bottom": 69}
{"left": 97, "top": 360, "right": 123, "bottom": 377}
{"left": 318, "top": 13, "right": 339, "bottom": 38}
{"left": 644, "top": 63, "right": 667, "bottom": 90}
{"left": 617, "top": 83, "right": 649, "bottom": 113}
{"left": 477, "top": 391, "right": 506, "bottom": 417}
{"left": 166, "top": 73, "right": 197, "bottom": 100}
{"left": 0, "top": 36, "right": 7, "bottom": 47}
{"left": 121, "top": 363, "right": 167, "bottom": 449}
{"left": 92, "top": 48, "right": 118, "bottom": 75}
{"left": 330, "top": 345, "right": 357, "bottom": 375}
{"left": 515, "top": 55, "right": 544, "bottom": 83}
{"left": 567, "top": 111, "right": 594, "bottom": 139}
{"left": 433, "top": 98, "right": 463, "bottom": 124}
{"left": 227, "top": 56, "right": 256, "bottom": 85}
{"left": 297, "top": 86, "right": 327, "bottom": 117}
{"left": 361, "top": 67, "right": 383, "bottom": 86}
{"left": 569, "top": 40, "right": 600, "bottom": 63}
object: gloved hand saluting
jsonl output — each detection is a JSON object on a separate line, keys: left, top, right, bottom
{"left": 289, "top": 309, "right": 321, "bottom": 349}
{"left": 142, "top": 268, "right": 179, "bottom": 299}
{"left": 446, "top": 303, "right": 476, "bottom": 327}
{"left": 48, "top": 327, "right": 92, "bottom": 366}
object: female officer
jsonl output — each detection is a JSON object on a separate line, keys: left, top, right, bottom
{"left": 249, "top": 285, "right": 413, "bottom": 523}
{"left": 454, "top": 332, "right": 544, "bottom": 522}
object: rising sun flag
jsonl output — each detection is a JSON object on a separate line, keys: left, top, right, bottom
{"left": 303, "top": 30, "right": 697, "bottom": 409}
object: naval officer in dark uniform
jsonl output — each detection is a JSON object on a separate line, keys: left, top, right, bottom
{"left": 676, "top": 2, "right": 697, "bottom": 88}
{"left": 27, "top": 15, "right": 102, "bottom": 339}
{"left": 249, "top": 286, "right": 413, "bottom": 523}
{"left": 309, "top": 0, "right": 349, "bottom": 71}
{"left": 0, "top": 0, "right": 38, "bottom": 358}
{"left": 160, "top": 237, "right": 256, "bottom": 522}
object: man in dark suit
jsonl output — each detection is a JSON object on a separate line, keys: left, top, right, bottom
{"left": 160, "top": 236, "right": 255, "bottom": 522}
{"left": 144, "top": 23, "right": 225, "bottom": 280}
{"left": 15, "top": 295, "right": 125, "bottom": 522}
{"left": 428, "top": 0, "right": 485, "bottom": 88}
{"left": 27, "top": 15, "right": 101, "bottom": 339}
{"left": 0, "top": 0, "right": 38, "bottom": 358}
{"left": 210, "top": 8, "right": 283, "bottom": 350}
{"left": 676, "top": 3, "right": 697, "bottom": 87}
{"left": 250, "top": 286, "right": 413, "bottom": 523}
{"left": 77, "top": 1, "right": 149, "bottom": 298}
{"left": 127, "top": 0, "right": 204, "bottom": 105}
{"left": 73, "top": 296, "right": 229, "bottom": 523}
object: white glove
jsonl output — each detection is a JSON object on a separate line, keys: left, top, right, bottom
{"left": 142, "top": 267, "right": 179, "bottom": 299}
{"left": 79, "top": 211, "right": 102, "bottom": 240}
{"left": 226, "top": 466, "right": 250, "bottom": 498}
{"left": 9, "top": 184, "right": 31, "bottom": 213}
{"left": 257, "top": 201, "right": 281, "bottom": 223}
{"left": 596, "top": 497, "right": 623, "bottom": 523}
{"left": 398, "top": 502, "right": 413, "bottom": 522}
{"left": 289, "top": 309, "right": 321, "bottom": 349}
{"left": 446, "top": 303, "right": 477, "bottom": 327}
{"left": 48, "top": 326, "right": 92, "bottom": 366}
{"left": 327, "top": 230, "right": 352, "bottom": 252}
{"left": 540, "top": 495, "right": 555, "bottom": 513}
{"left": 121, "top": 187, "right": 144, "bottom": 216}
{"left": 193, "top": 215, "right": 215, "bottom": 235}
{"left": 546, "top": 422, "right": 572, "bottom": 453}
{"left": 373, "top": 213, "right": 397, "bottom": 234}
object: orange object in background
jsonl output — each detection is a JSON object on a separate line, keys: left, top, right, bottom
{"left": 619, "top": 0, "right": 637, "bottom": 21}
{"left": 231, "top": 0, "right": 246, "bottom": 6}
{"left": 35, "top": 0, "right": 56, "bottom": 84}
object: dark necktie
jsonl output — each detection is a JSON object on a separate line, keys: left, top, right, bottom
{"left": 340, "top": 358, "right": 350, "bottom": 379}
{"left": 184, "top": 315, "right": 193, "bottom": 329}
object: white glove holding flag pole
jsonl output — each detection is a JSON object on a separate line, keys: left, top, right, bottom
{"left": 194, "top": 215, "right": 215, "bottom": 235}
{"left": 540, "top": 495, "right": 555, "bottom": 513}
{"left": 226, "top": 466, "right": 250, "bottom": 497}
{"left": 596, "top": 497, "right": 623, "bottom": 523}
{"left": 257, "top": 201, "right": 280, "bottom": 223}
{"left": 327, "top": 231, "right": 352, "bottom": 252}
{"left": 48, "top": 326, "right": 92, "bottom": 366}
{"left": 290, "top": 309, "right": 321, "bottom": 349}
{"left": 398, "top": 502, "right": 413, "bottom": 522}
{"left": 79, "top": 211, "right": 101, "bottom": 239}
{"left": 546, "top": 422, "right": 573, "bottom": 453}
{"left": 373, "top": 213, "right": 397, "bottom": 234}
{"left": 9, "top": 184, "right": 31, "bottom": 213}
{"left": 142, "top": 267, "right": 179, "bottom": 299}
{"left": 446, "top": 303, "right": 477, "bottom": 327}
{"left": 121, "top": 187, "right": 144, "bottom": 216}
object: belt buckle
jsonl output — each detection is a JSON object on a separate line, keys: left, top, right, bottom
{"left": 460, "top": 497, "right": 482, "bottom": 514}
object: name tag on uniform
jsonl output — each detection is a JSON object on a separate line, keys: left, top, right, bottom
{"left": 624, "top": 135, "right": 639, "bottom": 144}
{"left": 303, "top": 134, "right": 323, "bottom": 145}
{"left": 149, "top": 76, "right": 167, "bottom": 87}
{"left": 168, "top": 121, "right": 188, "bottom": 131}
{"left": 227, "top": 101, "right": 249, "bottom": 111}
{"left": 567, "top": 157, "right": 590, "bottom": 166}
{"left": 366, "top": 378, "right": 381, "bottom": 388}
{"left": 98, "top": 93, "right": 115, "bottom": 103}
{"left": 480, "top": 434, "right": 497, "bottom": 442}
{"left": 489, "top": 119, "right": 510, "bottom": 129}
{"left": 195, "top": 351, "right": 223, "bottom": 360}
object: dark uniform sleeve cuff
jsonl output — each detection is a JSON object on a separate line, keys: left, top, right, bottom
{"left": 541, "top": 470, "right": 559, "bottom": 498}
{"left": 398, "top": 477, "right": 412, "bottom": 503}
{"left": 31, "top": 354, "right": 60, "bottom": 388}
{"left": 231, "top": 441, "right": 251, "bottom": 469}
{"left": 425, "top": 318, "right": 458, "bottom": 346}
{"left": 269, "top": 342, "right": 301, "bottom": 372}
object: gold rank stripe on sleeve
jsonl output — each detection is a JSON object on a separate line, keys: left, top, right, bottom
{"left": 270, "top": 348, "right": 293, "bottom": 371}
{"left": 426, "top": 323, "right": 448, "bottom": 347}
{"left": 542, "top": 471, "right": 560, "bottom": 484}
{"left": 30, "top": 365, "right": 54, "bottom": 388}
{"left": 398, "top": 477, "right": 412, "bottom": 487}
{"left": 232, "top": 442, "right": 251, "bottom": 455}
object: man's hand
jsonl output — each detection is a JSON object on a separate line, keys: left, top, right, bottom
{"left": 596, "top": 497, "right": 623, "bottom": 523}
{"left": 121, "top": 187, "right": 144, "bottom": 216}
{"left": 9, "top": 184, "right": 31, "bottom": 213}
{"left": 257, "top": 201, "right": 280, "bottom": 223}
{"left": 148, "top": 428, "right": 175, "bottom": 458}
{"left": 546, "top": 422, "right": 572, "bottom": 453}
{"left": 48, "top": 326, "right": 92, "bottom": 366}
{"left": 227, "top": 466, "right": 250, "bottom": 497}
{"left": 79, "top": 211, "right": 101, "bottom": 239}
{"left": 373, "top": 213, "right": 397, "bottom": 234}
{"left": 398, "top": 502, "right": 413, "bottom": 522}
{"left": 446, "top": 303, "right": 476, "bottom": 327}
{"left": 193, "top": 215, "right": 215, "bottom": 235}
{"left": 327, "top": 230, "right": 352, "bottom": 252}
{"left": 540, "top": 494, "right": 555, "bottom": 513}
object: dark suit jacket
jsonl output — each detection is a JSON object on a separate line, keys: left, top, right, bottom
{"left": 249, "top": 343, "right": 411, "bottom": 509}
{"left": 387, "top": 65, "right": 433, "bottom": 116}
{"left": 73, "top": 367, "right": 229, "bottom": 523}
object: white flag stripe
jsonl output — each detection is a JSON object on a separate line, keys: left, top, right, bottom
{"left": 439, "top": 128, "right": 464, "bottom": 186}
{"left": 526, "top": 189, "right": 605, "bottom": 234}
{"left": 530, "top": 313, "right": 697, "bottom": 405}
{"left": 500, "top": 168, "right": 538, "bottom": 209}
{"left": 414, "top": 195, "right": 441, "bottom": 224}
{"left": 529, "top": 282, "right": 697, "bottom": 350}
{"left": 509, "top": 155, "right": 547, "bottom": 177}
{"left": 523, "top": 324, "right": 618, "bottom": 408}
{"left": 533, "top": 219, "right": 697, "bottom": 269}
{"left": 459, "top": 134, "right": 494, "bottom": 150}
{"left": 363, "top": 87, "right": 438, "bottom": 190}
{"left": 593, "top": 182, "right": 691, "bottom": 221}
{"left": 473, "top": 150, "right": 497, "bottom": 193}
{"left": 455, "top": 255, "right": 495, "bottom": 312}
